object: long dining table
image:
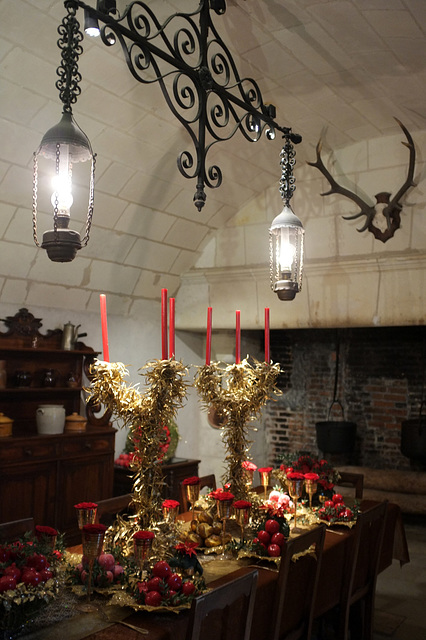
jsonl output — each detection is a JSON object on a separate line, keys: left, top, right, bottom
{"left": 23, "top": 500, "right": 409, "bottom": 640}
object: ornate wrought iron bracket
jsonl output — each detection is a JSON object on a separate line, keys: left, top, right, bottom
{"left": 66, "top": 0, "right": 301, "bottom": 210}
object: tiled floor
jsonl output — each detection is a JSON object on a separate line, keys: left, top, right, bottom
{"left": 373, "top": 516, "right": 426, "bottom": 640}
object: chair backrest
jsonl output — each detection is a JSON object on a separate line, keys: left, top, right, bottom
{"left": 337, "top": 500, "right": 388, "bottom": 640}
{"left": 180, "top": 474, "right": 217, "bottom": 512}
{"left": 185, "top": 569, "right": 258, "bottom": 640}
{"left": 270, "top": 524, "right": 327, "bottom": 640}
{"left": 96, "top": 494, "right": 133, "bottom": 526}
{"left": 0, "top": 518, "right": 34, "bottom": 543}
{"left": 336, "top": 471, "right": 364, "bottom": 499}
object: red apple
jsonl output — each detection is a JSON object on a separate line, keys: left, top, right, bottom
{"left": 267, "top": 544, "right": 281, "bottom": 557}
{"left": 147, "top": 576, "right": 163, "bottom": 592}
{"left": 21, "top": 570, "right": 41, "bottom": 587}
{"left": 0, "top": 575, "right": 16, "bottom": 592}
{"left": 166, "top": 573, "right": 182, "bottom": 591}
{"left": 144, "top": 590, "right": 162, "bottom": 607}
{"left": 26, "top": 553, "right": 48, "bottom": 572}
{"left": 152, "top": 561, "right": 171, "bottom": 579}
{"left": 265, "top": 519, "right": 280, "bottom": 535}
{"left": 332, "top": 493, "right": 343, "bottom": 504}
{"left": 4, "top": 564, "right": 21, "bottom": 582}
{"left": 257, "top": 530, "right": 271, "bottom": 545}
{"left": 181, "top": 581, "right": 195, "bottom": 596}
{"left": 39, "top": 568, "right": 53, "bottom": 582}
{"left": 271, "top": 532, "right": 286, "bottom": 547}
{"left": 113, "top": 564, "right": 124, "bottom": 579}
{"left": 98, "top": 553, "right": 115, "bottom": 571}
{"left": 324, "top": 500, "right": 334, "bottom": 508}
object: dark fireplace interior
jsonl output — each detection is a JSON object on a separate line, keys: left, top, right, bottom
{"left": 265, "top": 325, "right": 426, "bottom": 471}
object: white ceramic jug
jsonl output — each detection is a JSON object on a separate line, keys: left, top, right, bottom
{"left": 36, "top": 404, "right": 65, "bottom": 435}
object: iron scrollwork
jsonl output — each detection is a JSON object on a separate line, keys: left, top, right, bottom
{"left": 70, "top": 0, "right": 299, "bottom": 209}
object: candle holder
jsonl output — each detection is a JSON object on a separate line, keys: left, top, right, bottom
{"left": 258, "top": 468, "right": 272, "bottom": 501}
{"left": 286, "top": 477, "right": 304, "bottom": 533}
{"left": 82, "top": 524, "right": 107, "bottom": 604}
{"left": 216, "top": 495, "right": 234, "bottom": 559}
{"left": 133, "top": 531, "right": 155, "bottom": 578}
{"left": 233, "top": 501, "right": 251, "bottom": 545}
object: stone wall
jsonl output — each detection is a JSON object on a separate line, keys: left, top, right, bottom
{"left": 264, "top": 325, "right": 426, "bottom": 471}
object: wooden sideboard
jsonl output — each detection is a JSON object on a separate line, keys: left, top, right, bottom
{"left": 114, "top": 457, "right": 200, "bottom": 507}
{"left": 0, "top": 308, "right": 115, "bottom": 545}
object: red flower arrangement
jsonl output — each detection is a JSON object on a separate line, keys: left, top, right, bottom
{"left": 35, "top": 525, "right": 58, "bottom": 538}
{"left": 258, "top": 467, "right": 273, "bottom": 473}
{"left": 242, "top": 461, "right": 257, "bottom": 470}
{"left": 133, "top": 531, "right": 155, "bottom": 541}
{"left": 286, "top": 471, "right": 305, "bottom": 481}
{"left": 183, "top": 476, "right": 200, "bottom": 486}
{"left": 279, "top": 453, "right": 340, "bottom": 492}
{"left": 213, "top": 491, "right": 234, "bottom": 502}
{"left": 82, "top": 524, "right": 107, "bottom": 535}
{"left": 233, "top": 500, "right": 251, "bottom": 509}
{"left": 174, "top": 542, "right": 198, "bottom": 557}
{"left": 162, "top": 499, "right": 180, "bottom": 509}
{"left": 74, "top": 502, "right": 98, "bottom": 510}
{"left": 304, "top": 472, "right": 320, "bottom": 482}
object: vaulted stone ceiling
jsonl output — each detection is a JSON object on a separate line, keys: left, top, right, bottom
{"left": 1, "top": 0, "right": 425, "bottom": 316}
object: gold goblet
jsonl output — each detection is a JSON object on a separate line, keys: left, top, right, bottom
{"left": 304, "top": 477, "right": 319, "bottom": 510}
{"left": 258, "top": 468, "right": 272, "bottom": 501}
{"left": 133, "top": 531, "right": 155, "bottom": 578}
{"left": 233, "top": 502, "right": 251, "bottom": 545}
{"left": 184, "top": 481, "right": 201, "bottom": 520}
{"left": 216, "top": 494, "right": 234, "bottom": 559}
{"left": 82, "top": 524, "right": 107, "bottom": 604}
{"left": 162, "top": 500, "right": 180, "bottom": 523}
{"left": 286, "top": 476, "right": 304, "bottom": 533}
{"left": 75, "top": 502, "right": 98, "bottom": 530}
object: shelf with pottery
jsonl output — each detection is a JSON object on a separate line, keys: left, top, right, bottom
{"left": 0, "top": 308, "right": 115, "bottom": 544}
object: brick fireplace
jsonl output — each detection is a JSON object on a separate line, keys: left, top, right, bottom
{"left": 265, "top": 325, "right": 426, "bottom": 471}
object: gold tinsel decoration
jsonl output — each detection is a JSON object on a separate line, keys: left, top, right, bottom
{"left": 87, "top": 359, "right": 188, "bottom": 539}
{"left": 194, "top": 359, "right": 281, "bottom": 500}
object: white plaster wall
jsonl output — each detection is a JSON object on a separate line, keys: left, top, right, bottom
{"left": 177, "top": 129, "right": 426, "bottom": 330}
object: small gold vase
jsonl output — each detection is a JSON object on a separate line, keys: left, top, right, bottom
{"left": 259, "top": 471, "right": 271, "bottom": 500}
{"left": 162, "top": 505, "right": 180, "bottom": 522}
{"left": 133, "top": 536, "right": 154, "bottom": 577}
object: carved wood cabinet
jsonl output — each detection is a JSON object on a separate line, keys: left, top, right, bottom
{"left": 0, "top": 308, "right": 115, "bottom": 545}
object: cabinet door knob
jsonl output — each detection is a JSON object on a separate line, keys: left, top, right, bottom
{"left": 24, "top": 448, "right": 33, "bottom": 456}
{"left": 85, "top": 442, "right": 92, "bottom": 450}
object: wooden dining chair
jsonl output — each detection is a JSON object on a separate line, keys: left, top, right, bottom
{"left": 335, "top": 471, "right": 364, "bottom": 499}
{"left": 269, "top": 524, "right": 327, "bottom": 640}
{"left": 185, "top": 569, "right": 258, "bottom": 640}
{"left": 0, "top": 517, "right": 34, "bottom": 543}
{"left": 180, "top": 474, "right": 217, "bottom": 512}
{"left": 317, "top": 500, "right": 388, "bottom": 640}
{"left": 96, "top": 494, "right": 133, "bottom": 526}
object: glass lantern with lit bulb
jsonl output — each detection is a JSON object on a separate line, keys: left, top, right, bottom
{"left": 269, "top": 131, "right": 304, "bottom": 301}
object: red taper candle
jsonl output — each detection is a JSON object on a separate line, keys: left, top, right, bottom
{"left": 99, "top": 294, "right": 109, "bottom": 362}
{"left": 236, "top": 310, "right": 241, "bottom": 364}
{"left": 169, "top": 297, "right": 175, "bottom": 360}
{"left": 206, "top": 307, "right": 212, "bottom": 365}
{"left": 161, "top": 288, "right": 168, "bottom": 360}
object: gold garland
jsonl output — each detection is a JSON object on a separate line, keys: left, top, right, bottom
{"left": 194, "top": 359, "right": 281, "bottom": 499}
{"left": 87, "top": 359, "right": 188, "bottom": 533}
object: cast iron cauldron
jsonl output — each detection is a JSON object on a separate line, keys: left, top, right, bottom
{"left": 401, "top": 405, "right": 426, "bottom": 463}
{"left": 316, "top": 401, "right": 357, "bottom": 454}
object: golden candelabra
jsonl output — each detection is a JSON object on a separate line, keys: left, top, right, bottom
{"left": 87, "top": 359, "right": 188, "bottom": 534}
{"left": 194, "top": 359, "right": 281, "bottom": 500}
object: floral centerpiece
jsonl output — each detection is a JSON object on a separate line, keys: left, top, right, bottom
{"left": 317, "top": 493, "right": 360, "bottom": 526}
{"left": 0, "top": 527, "right": 63, "bottom": 636}
{"left": 276, "top": 453, "right": 341, "bottom": 503}
{"left": 115, "top": 419, "right": 180, "bottom": 467}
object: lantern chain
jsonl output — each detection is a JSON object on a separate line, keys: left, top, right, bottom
{"left": 56, "top": 1, "right": 84, "bottom": 112}
{"left": 32, "top": 154, "right": 40, "bottom": 247}
{"left": 279, "top": 134, "right": 296, "bottom": 205}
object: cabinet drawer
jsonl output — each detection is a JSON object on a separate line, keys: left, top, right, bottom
{"left": 61, "top": 436, "right": 114, "bottom": 458}
{"left": 0, "top": 441, "right": 57, "bottom": 464}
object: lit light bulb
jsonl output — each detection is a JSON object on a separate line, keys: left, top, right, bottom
{"left": 51, "top": 145, "right": 73, "bottom": 215}
{"left": 278, "top": 228, "right": 296, "bottom": 275}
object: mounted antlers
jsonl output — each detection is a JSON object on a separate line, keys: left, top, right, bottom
{"left": 307, "top": 118, "right": 417, "bottom": 242}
